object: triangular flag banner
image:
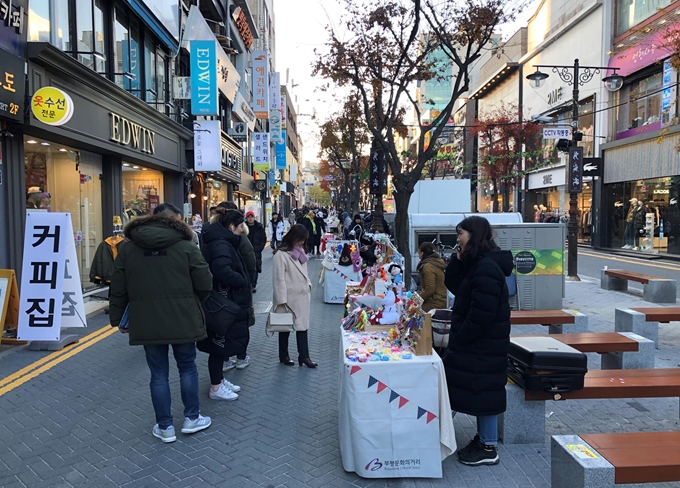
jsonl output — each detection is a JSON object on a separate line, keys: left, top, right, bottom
{"left": 426, "top": 412, "right": 437, "bottom": 424}
{"left": 417, "top": 407, "right": 426, "bottom": 420}
{"left": 368, "top": 376, "right": 378, "bottom": 388}
{"left": 350, "top": 366, "right": 361, "bottom": 376}
{"left": 389, "top": 390, "right": 399, "bottom": 403}
{"left": 376, "top": 382, "right": 387, "bottom": 394}
{"left": 398, "top": 397, "right": 409, "bottom": 409}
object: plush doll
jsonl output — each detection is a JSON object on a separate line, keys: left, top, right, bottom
{"left": 387, "top": 263, "right": 403, "bottom": 286}
{"left": 338, "top": 245, "right": 353, "bottom": 266}
{"left": 378, "top": 290, "right": 400, "bottom": 325}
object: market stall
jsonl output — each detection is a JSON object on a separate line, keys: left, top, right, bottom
{"left": 320, "top": 239, "right": 362, "bottom": 303}
{"left": 338, "top": 290, "right": 456, "bottom": 478}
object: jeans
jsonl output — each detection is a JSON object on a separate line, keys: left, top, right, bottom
{"left": 143, "top": 343, "right": 200, "bottom": 429}
{"left": 477, "top": 415, "right": 498, "bottom": 446}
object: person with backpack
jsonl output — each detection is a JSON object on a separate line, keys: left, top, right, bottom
{"left": 245, "top": 211, "right": 266, "bottom": 293}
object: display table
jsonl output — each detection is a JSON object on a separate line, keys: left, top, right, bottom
{"left": 338, "top": 330, "right": 456, "bottom": 478}
{"left": 322, "top": 266, "right": 362, "bottom": 303}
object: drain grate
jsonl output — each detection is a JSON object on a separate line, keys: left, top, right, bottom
{"left": 253, "top": 301, "right": 272, "bottom": 314}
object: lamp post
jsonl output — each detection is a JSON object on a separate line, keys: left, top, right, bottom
{"left": 526, "top": 59, "right": 622, "bottom": 280}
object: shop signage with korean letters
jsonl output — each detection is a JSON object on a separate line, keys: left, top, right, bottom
{"left": 275, "top": 129, "right": 286, "bottom": 170}
{"left": 0, "top": 48, "right": 23, "bottom": 122}
{"left": 252, "top": 51, "right": 269, "bottom": 118}
{"left": 193, "top": 119, "right": 221, "bottom": 172}
{"left": 17, "top": 212, "right": 86, "bottom": 341}
{"left": 0, "top": 0, "right": 25, "bottom": 56}
{"left": 568, "top": 146, "right": 583, "bottom": 193}
{"left": 31, "top": 86, "right": 74, "bottom": 126}
{"left": 269, "top": 71, "right": 282, "bottom": 142}
{"left": 231, "top": 7, "right": 253, "bottom": 49}
{"left": 109, "top": 112, "right": 156, "bottom": 155}
{"left": 253, "top": 132, "right": 270, "bottom": 172}
{"left": 190, "top": 40, "right": 218, "bottom": 116}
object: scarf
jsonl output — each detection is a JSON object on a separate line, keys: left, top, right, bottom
{"left": 290, "top": 245, "right": 309, "bottom": 264}
{"left": 306, "top": 214, "right": 316, "bottom": 234}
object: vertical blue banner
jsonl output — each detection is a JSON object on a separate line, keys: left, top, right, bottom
{"left": 276, "top": 129, "right": 287, "bottom": 170}
{"left": 190, "top": 40, "right": 218, "bottom": 115}
{"left": 270, "top": 169, "right": 276, "bottom": 186}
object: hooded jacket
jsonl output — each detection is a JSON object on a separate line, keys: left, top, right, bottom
{"left": 199, "top": 222, "right": 252, "bottom": 356}
{"left": 416, "top": 253, "right": 447, "bottom": 311}
{"left": 109, "top": 215, "right": 213, "bottom": 345}
{"left": 90, "top": 235, "right": 127, "bottom": 284}
{"left": 443, "top": 248, "right": 514, "bottom": 416}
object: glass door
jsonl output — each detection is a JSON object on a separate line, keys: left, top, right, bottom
{"left": 78, "top": 151, "right": 103, "bottom": 289}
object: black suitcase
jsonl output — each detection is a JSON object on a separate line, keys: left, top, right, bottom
{"left": 507, "top": 337, "right": 588, "bottom": 398}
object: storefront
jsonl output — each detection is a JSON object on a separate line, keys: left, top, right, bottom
{"left": 4, "top": 43, "right": 193, "bottom": 289}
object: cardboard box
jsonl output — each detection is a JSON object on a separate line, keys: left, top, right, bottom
{"left": 413, "top": 314, "right": 433, "bottom": 356}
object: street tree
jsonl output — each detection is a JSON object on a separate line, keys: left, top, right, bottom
{"left": 317, "top": 92, "right": 371, "bottom": 215}
{"left": 470, "top": 103, "right": 542, "bottom": 212}
{"left": 307, "top": 185, "right": 332, "bottom": 207}
{"left": 314, "top": 0, "right": 528, "bottom": 283}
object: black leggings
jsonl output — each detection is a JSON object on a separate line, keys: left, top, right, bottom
{"left": 208, "top": 355, "right": 223, "bottom": 385}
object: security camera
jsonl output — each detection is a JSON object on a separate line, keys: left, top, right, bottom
{"left": 531, "top": 114, "right": 554, "bottom": 123}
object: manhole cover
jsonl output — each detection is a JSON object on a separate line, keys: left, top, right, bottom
{"left": 253, "top": 301, "right": 272, "bottom": 314}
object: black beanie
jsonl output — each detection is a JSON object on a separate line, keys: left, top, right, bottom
{"left": 353, "top": 214, "right": 361, "bottom": 221}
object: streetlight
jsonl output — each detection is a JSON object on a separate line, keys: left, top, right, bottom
{"left": 526, "top": 59, "right": 622, "bottom": 280}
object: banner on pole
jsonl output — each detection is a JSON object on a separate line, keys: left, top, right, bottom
{"left": 253, "top": 132, "right": 270, "bottom": 172}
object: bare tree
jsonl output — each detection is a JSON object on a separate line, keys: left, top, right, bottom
{"left": 314, "top": 0, "right": 527, "bottom": 283}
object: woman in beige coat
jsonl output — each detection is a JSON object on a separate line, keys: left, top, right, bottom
{"left": 272, "top": 224, "right": 317, "bottom": 368}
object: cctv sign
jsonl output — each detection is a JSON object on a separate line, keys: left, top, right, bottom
{"left": 543, "top": 128, "right": 571, "bottom": 139}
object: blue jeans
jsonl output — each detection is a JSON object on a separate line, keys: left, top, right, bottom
{"left": 477, "top": 415, "right": 498, "bottom": 446}
{"left": 143, "top": 343, "right": 201, "bottom": 429}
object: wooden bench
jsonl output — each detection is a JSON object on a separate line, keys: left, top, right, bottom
{"left": 512, "top": 332, "right": 654, "bottom": 369}
{"left": 601, "top": 269, "right": 677, "bottom": 304}
{"left": 614, "top": 306, "right": 680, "bottom": 348}
{"left": 499, "top": 368, "right": 680, "bottom": 444}
{"left": 510, "top": 310, "right": 588, "bottom": 334}
{"left": 552, "top": 432, "right": 680, "bottom": 487}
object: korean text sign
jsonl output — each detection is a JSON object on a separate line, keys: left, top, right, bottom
{"left": 18, "top": 213, "right": 86, "bottom": 341}
{"left": 31, "top": 86, "right": 74, "bottom": 126}
{"left": 0, "top": 49, "right": 24, "bottom": 122}
{"left": 190, "top": 40, "right": 218, "bottom": 116}
{"left": 276, "top": 130, "right": 287, "bottom": 170}
{"left": 253, "top": 132, "right": 270, "bottom": 172}
{"left": 568, "top": 146, "right": 583, "bottom": 194}
{"left": 193, "top": 120, "right": 221, "bottom": 172}
{"left": 252, "top": 51, "right": 269, "bottom": 119}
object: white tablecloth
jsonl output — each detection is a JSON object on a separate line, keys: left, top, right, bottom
{"left": 322, "top": 266, "right": 362, "bottom": 303}
{"left": 338, "top": 330, "right": 456, "bottom": 478}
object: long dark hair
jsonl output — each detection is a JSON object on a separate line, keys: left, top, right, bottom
{"left": 214, "top": 207, "right": 244, "bottom": 229}
{"left": 276, "top": 224, "right": 308, "bottom": 253}
{"left": 457, "top": 216, "right": 497, "bottom": 259}
{"left": 419, "top": 242, "right": 436, "bottom": 259}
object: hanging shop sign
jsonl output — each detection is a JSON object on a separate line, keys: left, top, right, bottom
{"left": 661, "top": 58, "right": 676, "bottom": 128}
{"left": 232, "top": 90, "right": 256, "bottom": 132}
{"left": 193, "top": 120, "right": 221, "bottom": 172}
{"left": 568, "top": 146, "right": 584, "bottom": 194}
{"left": 0, "top": 48, "right": 24, "bottom": 122}
{"left": 0, "top": 0, "right": 25, "bottom": 56}
{"left": 190, "top": 40, "right": 218, "bottom": 115}
{"left": 253, "top": 132, "right": 270, "bottom": 172}
{"left": 17, "top": 212, "right": 86, "bottom": 341}
{"left": 275, "top": 129, "right": 287, "bottom": 170}
{"left": 31, "top": 86, "right": 74, "bottom": 127}
{"left": 253, "top": 179, "right": 266, "bottom": 192}
{"left": 173, "top": 76, "right": 191, "bottom": 99}
{"left": 109, "top": 112, "right": 156, "bottom": 155}
{"left": 252, "top": 51, "right": 269, "bottom": 118}
{"left": 370, "top": 149, "right": 387, "bottom": 195}
{"left": 231, "top": 6, "right": 253, "bottom": 50}
{"left": 269, "top": 72, "right": 282, "bottom": 143}
{"left": 528, "top": 165, "right": 566, "bottom": 190}
{"left": 582, "top": 158, "right": 602, "bottom": 178}
{"left": 229, "top": 121, "right": 248, "bottom": 143}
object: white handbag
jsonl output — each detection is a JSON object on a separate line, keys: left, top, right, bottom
{"left": 266, "top": 305, "right": 296, "bottom": 336}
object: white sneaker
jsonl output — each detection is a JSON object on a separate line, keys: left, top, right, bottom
{"left": 222, "top": 378, "right": 241, "bottom": 393}
{"left": 209, "top": 383, "right": 239, "bottom": 401}
{"left": 632, "top": 246, "right": 639, "bottom": 250}
{"left": 236, "top": 356, "right": 251, "bottom": 370}
{"left": 223, "top": 359, "right": 237, "bottom": 372}
{"left": 152, "top": 424, "right": 176, "bottom": 443}
{"left": 624, "top": 245, "right": 632, "bottom": 249}
{"left": 181, "top": 414, "right": 212, "bottom": 434}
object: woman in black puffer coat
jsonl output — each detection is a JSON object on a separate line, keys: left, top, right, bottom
{"left": 443, "top": 216, "right": 513, "bottom": 467}
{"left": 198, "top": 208, "right": 251, "bottom": 401}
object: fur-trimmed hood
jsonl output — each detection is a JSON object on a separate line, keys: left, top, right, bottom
{"left": 124, "top": 215, "right": 195, "bottom": 250}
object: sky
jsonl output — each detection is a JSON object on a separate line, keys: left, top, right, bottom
{"left": 273, "top": 0, "right": 542, "bottom": 167}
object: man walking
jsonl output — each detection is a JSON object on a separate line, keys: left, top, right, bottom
{"left": 245, "top": 211, "right": 266, "bottom": 293}
{"left": 110, "top": 203, "right": 213, "bottom": 443}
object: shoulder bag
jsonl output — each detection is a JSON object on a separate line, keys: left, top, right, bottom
{"left": 203, "top": 289, "right": 241, "bottom": 336}
{"left": 266, "top": 304, "right": 296, "bottom": 336}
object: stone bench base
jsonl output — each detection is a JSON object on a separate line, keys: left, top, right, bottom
{"left": 614, "top": 308, "right": 659, "bottom": 349}
{"left": 600, "top": 332, "right": 655, "bottom": 369}
{"left": 601, "top": 269, "right": 676, "bottom": 304}
{"left": 551, "top": 435, "right": 615, "bottom": 488}
{"left": 549, "top": 311, "right": 588, "bottom": 335}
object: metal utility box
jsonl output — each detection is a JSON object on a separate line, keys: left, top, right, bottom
{"left": 493, "top": 223, "right": 566, "bottom": 310}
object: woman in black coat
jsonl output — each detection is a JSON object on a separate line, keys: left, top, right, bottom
{"left": 443, "top": 216, "right": 513, "bottom": 466}
{"left": 199, "top": 208, "right": 251, "bottom": 401}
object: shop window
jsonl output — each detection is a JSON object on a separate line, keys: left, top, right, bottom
{"left": 121, "top": 163, "right": 164, "bottom": 222}
{"left": 24, "top": 137, "right": 103, "bottom": 290}
{"left": 616, "top": 0, "right": 672, "bottom": 36}
{"left": 628, "top": 74, "right": 662, "bottom": 129}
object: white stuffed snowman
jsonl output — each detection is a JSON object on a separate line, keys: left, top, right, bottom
{"left": 378, "top": 290, "right": 400, "bottom": 324}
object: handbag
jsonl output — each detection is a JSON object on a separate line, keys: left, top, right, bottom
{"left": 266, "top": 304, "right": 296, "bottom": 336}
{"left": 202, "top": 289, "right": 241, "bottom": 336}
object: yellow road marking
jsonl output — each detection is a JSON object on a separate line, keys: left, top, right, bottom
{"left": 579, "top": 251, "right": 680, "bottom": 272}
{"left": 0, "top": 326, "right": 117, "bottom": 396}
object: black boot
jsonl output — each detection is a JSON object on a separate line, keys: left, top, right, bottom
{"left": 296, "top": 331, "right": 317, "bottom": 367}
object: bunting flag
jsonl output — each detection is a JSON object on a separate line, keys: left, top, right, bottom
{"left": 333, "top": 268, "right": 350, "bottom": 280}
{"left": 356, "top": 370, "right": 436, "bottom": 423}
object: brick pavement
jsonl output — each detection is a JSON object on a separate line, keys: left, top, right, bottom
{"left": 0, "top": 249, "right": 678, "bottom": 487}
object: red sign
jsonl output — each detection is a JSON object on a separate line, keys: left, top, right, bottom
{"left": 233, "top": 8, "right": 253, "bottom": 50}
{"left": 147, "top": 195, "right": 160, "bottom": 212}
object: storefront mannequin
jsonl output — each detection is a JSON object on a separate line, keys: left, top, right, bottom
{"left": 632, "top": 199, "right": 648, "bottom": 250}
{"left": 538, "top": 204, "right": 546, "bottom": 223}
{"left": 533, "top": 205, "right": 541, "bottom": 223}
{"left": 622, "top": 198, "right": 638, "bottom": 249}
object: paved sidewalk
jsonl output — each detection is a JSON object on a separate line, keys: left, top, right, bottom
{"left": 0, "top": 249, "right": 678, "bottom": 487}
